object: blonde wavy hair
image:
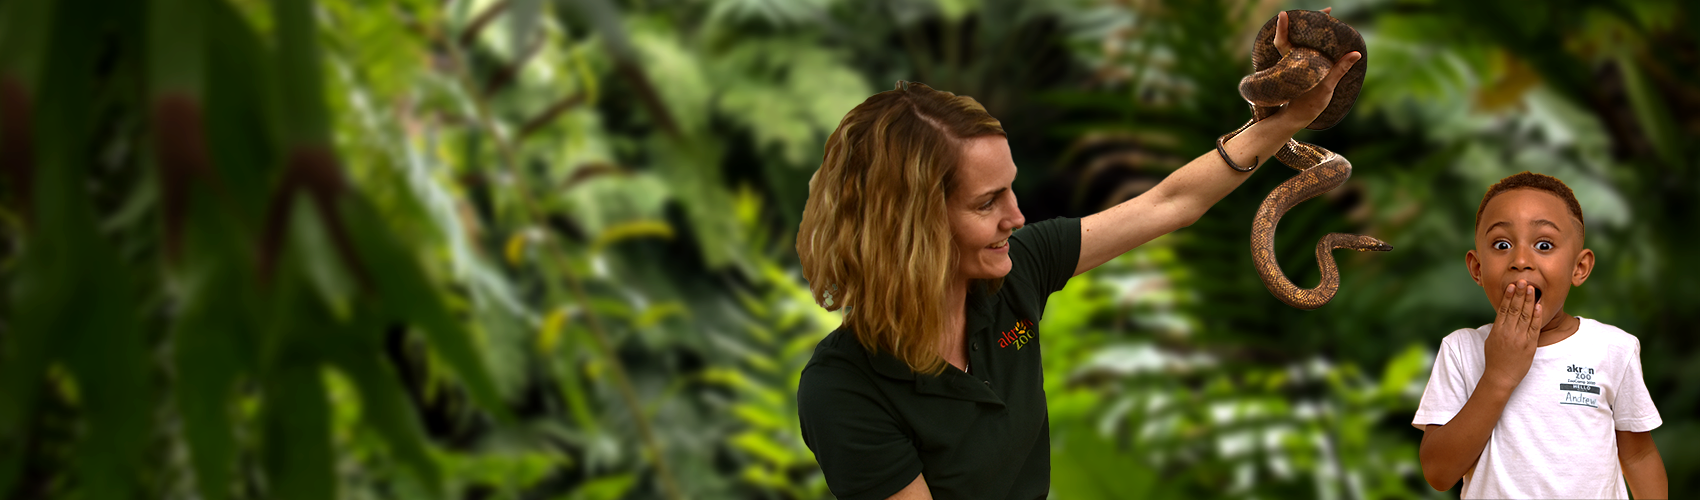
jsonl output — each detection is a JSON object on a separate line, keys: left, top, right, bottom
{"left": 796, "top": 82, "right": 1005, "bottom": 375}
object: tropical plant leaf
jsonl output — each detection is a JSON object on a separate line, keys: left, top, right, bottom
{"left": 341, "top": 197, "right": 514, "bottom": 420}
{"left": 324, "top": 322, "right": 447, "bottom": 498}
{"left": 563, "top": 473, "right": 635, "bottom": 500}
{"left": 261, "top": 363, "right": 337, "bottom": 500}
{"left": 172, "top": 263, "right": 246, "bottom": 500}
{"left": 1615, "top": 53, "right": 1683, "bottom": 168}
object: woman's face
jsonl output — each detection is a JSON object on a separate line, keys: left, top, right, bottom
{"left": 948, "top": 136, "right": 1025, "bottom": 281}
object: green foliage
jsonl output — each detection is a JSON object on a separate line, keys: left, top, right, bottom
{"left": 1044, "top": 0, "right": 1700, "bottom": 497}
{"left": 2, "top": 0, "right": 1697, "bottom": 498}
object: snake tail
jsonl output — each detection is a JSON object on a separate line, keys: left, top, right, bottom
{"left": 1250, "top": 154, "right": 1392, "bottom": 310}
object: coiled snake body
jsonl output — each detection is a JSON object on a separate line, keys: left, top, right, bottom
{"left": 1222, "top": 10, "right": 1390, "bottom": 310}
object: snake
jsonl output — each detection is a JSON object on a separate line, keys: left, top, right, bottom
{"left": 1219, "top": 10, "right": 1390, "bottom": 310}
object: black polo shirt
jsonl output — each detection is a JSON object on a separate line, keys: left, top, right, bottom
{"left": 797, "top": 217, "right": 1081, "bottom": 500}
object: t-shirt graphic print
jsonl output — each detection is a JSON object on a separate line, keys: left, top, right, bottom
{"left": 1412, "top": 317, "right": 1661, "bottom": 499}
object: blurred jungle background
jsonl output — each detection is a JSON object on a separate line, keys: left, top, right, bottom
{"left": 2, "top": 0, "right": 1696, "bottom": 498}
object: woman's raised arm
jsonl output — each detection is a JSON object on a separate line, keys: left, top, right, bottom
{"left": 1075, "top": 11, "right": 1360, "bottom": 276}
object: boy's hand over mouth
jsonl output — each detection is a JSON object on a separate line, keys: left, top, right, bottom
{"left": 1484, "top": 280, "right": 1541, "bottom": 390}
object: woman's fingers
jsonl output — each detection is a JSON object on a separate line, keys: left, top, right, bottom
{"left": 1278, "top": 8, "right": 1333, "bottom": 54}
{"left": 1320, "top": 51, "right": 1361, "bottom": 90}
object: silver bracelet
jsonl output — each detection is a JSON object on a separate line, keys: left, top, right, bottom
{"left": 1216, "top": 133, "right": 1257, "bottom": 172}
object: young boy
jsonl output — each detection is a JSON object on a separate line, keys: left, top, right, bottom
{"left": 1413, "top": 172, "right": 1667, "bottom": 499}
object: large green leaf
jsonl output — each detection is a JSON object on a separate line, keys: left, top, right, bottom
{"left": 172, "top": 267, "right": 246, "bottom": 500}
{"left": 6, "top": 0, "right": 153, "bottom": 497}
{"left": 262, "top": 363, "right": 337, "bottom": 500}
{"left": 272, "top": 0, "right": 332, "bottom": 144}
{"left": 0, "top": 0, "right": 56, "bottom": 82}
{"left": 62, "top": 272, "right": 151, "bottom": 500}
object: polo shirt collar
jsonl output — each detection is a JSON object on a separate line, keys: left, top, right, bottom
{"left": 862, "top": 280, "right": 1005, "bottom": 407}
{"left": 867, "top": 353, "right": 1002, "bottom": 406}
{"left": 865, "top": 281, "right": 996, "bottom": 382}
{"left": 868, "top": 349, "right": 917, "bottom": 380}
{"left": 914, "top": 369, "right": 1004, "bottom": 406}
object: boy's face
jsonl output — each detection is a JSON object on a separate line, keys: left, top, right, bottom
{"left": 1466, "top": 188, "right": 1595, "bottom": 329}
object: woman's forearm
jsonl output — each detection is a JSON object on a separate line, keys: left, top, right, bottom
{"left": 1156, "top": 116, "right": 1307, "bottom": 222}
{"left": 1076, "top": 117, "right": 1302, "bottom": 275}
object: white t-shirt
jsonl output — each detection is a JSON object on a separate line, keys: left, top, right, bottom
{"left": 1413, "top": 317, "right": 1662, "bottom": 499}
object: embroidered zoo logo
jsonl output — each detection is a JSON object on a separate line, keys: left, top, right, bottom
{"left": 997, "top": 320, "right": 1036, "bottom": 350}
{"left": 1558, "top": 364, "right": 1602, "bottom": 408}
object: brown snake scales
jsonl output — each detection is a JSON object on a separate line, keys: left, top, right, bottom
{"left": 1221, "top": 10, "right": 1391, "bottom": 310}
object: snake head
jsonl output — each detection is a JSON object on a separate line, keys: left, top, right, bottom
{"left": 1345, "top": 235, "right": 1392, "bottom": 252}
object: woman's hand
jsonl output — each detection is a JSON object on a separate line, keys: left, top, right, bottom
{"left": 1264, "top": 8, "right": 1362, "bottom": 132}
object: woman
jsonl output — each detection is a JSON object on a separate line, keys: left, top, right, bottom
{"left": 795, "top": 12, "right": 1360, "bottom": 499}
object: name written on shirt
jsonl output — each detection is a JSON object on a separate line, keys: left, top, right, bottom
{"left": 1559, "top": 364, "right": 1601, "bottom": 408}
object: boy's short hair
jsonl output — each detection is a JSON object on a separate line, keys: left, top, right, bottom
{"left": 1474, "top": 171, "right": 1586, "bottom": 240}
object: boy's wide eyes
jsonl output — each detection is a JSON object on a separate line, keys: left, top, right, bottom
{"left": 1490, "top": 240, "right": 1555, "bottom": 251}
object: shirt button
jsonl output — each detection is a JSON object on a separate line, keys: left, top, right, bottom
{"left": 972, "top": 342, "right": 980, "bottom": 351}
{"left": 983, "top": 380, "right": 991, "bottom": 386}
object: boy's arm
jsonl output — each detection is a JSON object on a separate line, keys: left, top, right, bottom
{"left": 1617, "top": 430, "right": 1667, "bottom": 499}
{"left": 1417, "top": 281, "right": 1543, "bottom": 491}
{"left": 1418, "top": 389, "right": 1512, "bottom": 490}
